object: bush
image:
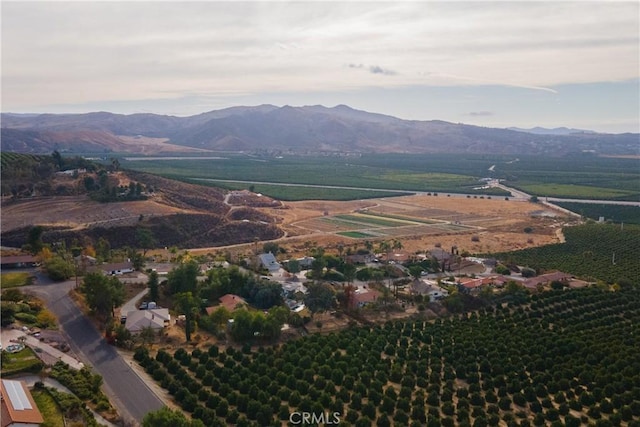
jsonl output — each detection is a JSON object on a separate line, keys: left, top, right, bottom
{"left": 14, "top": 312, "right": 38, "bottom": 324}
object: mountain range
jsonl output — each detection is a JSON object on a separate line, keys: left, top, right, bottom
{"left": 2, "top": 105, "right": 638, "bottom": 156}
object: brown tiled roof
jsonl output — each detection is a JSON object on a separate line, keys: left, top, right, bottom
{"left": 0, "top": 379, "right": 44, "bottom": 427}
{"left": 218, "top": 294, "right": 247, "bottom": 312}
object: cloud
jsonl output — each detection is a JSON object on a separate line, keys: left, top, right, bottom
{"left": 426, "top": 72, "right": 559, "bottom": 94}
{"left": 369, "top": 65, "right": 396, "bottom": 76}
{"left": 347, "top": 63, "right": 396, "bottom": 76}
{"left": 1, "top": 1, "right": 637, "bottom": 114}
{"left": 468, "top": 111, "right": 493, "bottom": 117}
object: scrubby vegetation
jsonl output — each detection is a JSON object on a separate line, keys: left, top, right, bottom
{"left": 50, "top": 361, "right": 115, "bottom": 419}
{"left": 138, "top": 286, "right": 640, "bottom": 426}
{"left": 1, "top": 289, "right": 56, "bottom": 328}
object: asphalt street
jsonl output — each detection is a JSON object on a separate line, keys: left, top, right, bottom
{"left": 26, "top": 272, "right": 164, "bottom": 424}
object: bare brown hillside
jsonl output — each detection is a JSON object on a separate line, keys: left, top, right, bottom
{"left": 1, "top": 171, "right": 283, "bottom": 249}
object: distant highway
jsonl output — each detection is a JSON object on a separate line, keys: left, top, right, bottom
{"left": 194, "top": 177, "right": 640, "bottom": 207}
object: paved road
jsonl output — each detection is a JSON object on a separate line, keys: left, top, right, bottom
{"left": 25, "top": 272, "right": 163, "bottom": 425}
{"left": 196, "top": 177, "right": 640, "bottom": 207}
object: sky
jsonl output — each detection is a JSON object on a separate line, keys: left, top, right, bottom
{"left": 2, "top": 1, "right": 639, "bottom": 133}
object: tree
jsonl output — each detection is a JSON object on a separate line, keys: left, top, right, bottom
{"left": 174, "top": 292, "right": 199, "bottom": 342}
{"left": 250, "top": 281, "right": 283, "bottom": 309}
{"left": 1, "top": 302, "right": 16, "bottom": 326}
{"left": 83, "top": 273, "right": 125, "bottom": 320}
{"left": 378, "top": 241, "right": 391, "bottom": 262}
{"left": 304, "top": 283, "right": 335, "bottom": 314}
{"left": 52, "top": 150, "right": 64, "bottom": 170}
{"left": 139, "top": 326, "right": 156, "bottom": 346}
{"left": 45, "top": 256, "right": 74, "bottom": 281}
{"left": 26, "top": 226, "right": 44, "bottom": 254}
{"left": 136, "top": 228, "right": 156, "bottom": 257}
{"left": 342, "top": 263, "right": 357, "bottom": 285}
{"left": 168, "top": 260, "right": 199, "bottom": 295}
{"left": 409, "top": 265, "right": 423, "bottom": 281}
{"left": 310, "top": 257, "right": 327, "bottom": 281}
{"left": 142, "top": 406, "right": 204, "bottom": 427}
{"left": 287, "top": 258, "right": 301, "bottom": 275}
{"left": 262, "top": 242, "right": 280, "bottom": 254}
{"left": 148, "top": 271, "right": 160, "bottom": 301}
{"left": 96, "top": 237, "right": 111, "bottom": 261}
{"left": 209, "top": 306, "right": 231, "bottom": 331}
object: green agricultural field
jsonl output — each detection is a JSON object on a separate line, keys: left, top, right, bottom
{"left": 514, "top": 183, "right": 636, "bottom": 200}
{"left": 138, "top": 286, "right": 640, "bottom": 427}
{"left": 334, "top": 214, "right": 413, "bottom": 228}
{"left": 192, "top": 179, "right": 407, "bottom": 201}
{"left": 123, "top": 155, "right": 504, "bottom": 197}
{"left": 337, "top": 231, "right": 379, "bottom": 238}
{"left": 359, "top": 211, "right": 441, "bottom": 225}
{"left": 0, "top": 272, "right": 32, "bottom": 289}
{"left": 554, "top": 202, "right": 640, "bottom": 225}
{"left": 122, "top": 152, "right": 639, "bottom": 201}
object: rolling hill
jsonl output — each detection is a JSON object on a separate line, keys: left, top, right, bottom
{"left": 2, "top": 105, "right": 638, "bottom": 156}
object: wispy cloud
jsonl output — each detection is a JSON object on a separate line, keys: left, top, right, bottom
{"left": 1, "top": 0, "right": 637, "bottom": 132}
{"left": 348, "top": 63, "right": 397, "bottom": 76}
{"left": 468, "top": 111, "right": 493, "bottom": 117}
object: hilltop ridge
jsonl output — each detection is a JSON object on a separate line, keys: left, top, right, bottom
{"left": 2, "top": 105, "right": 637, "bottom": 156}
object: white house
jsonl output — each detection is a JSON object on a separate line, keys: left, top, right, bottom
{"left": 258, "top": 252, "right": 281, "bottom": 273}
{"left": 97, "top": 262, "right": 134, "bottom": 276}
{"left": 124, "top": 308, "right": 171, "bottom": 333}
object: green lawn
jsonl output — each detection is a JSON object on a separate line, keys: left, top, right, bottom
{"left": 1, "top": 347, "right": 43, "bottom": 375}
{"left": 0, "top": 272, "right": 32, "bottom": 289}
{"left": 32, "top": 388, "right": 65, "bottom": 427}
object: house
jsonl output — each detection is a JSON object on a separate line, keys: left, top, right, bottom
{"left": 124, "top": 308, "right": 171, "bottom": 333}
{"left": 410, "top": 280, "right": 449, "bottom": 302}
{"left": 0, "top": 255, "right": 38, "bottom": 269}
{"left": 96, "top": 262, "right": 134, "bottom": 276}
{"left": 285, "top": 299, "right": 306, "bottom": 313}
{"left": 458, "top": 277, "right": 484, "bottom": 292}
{"left": 428, "top": 248, "right": 454, "bottom": 263}
{"left": 523, "top": 271, "right": 573, "bottom": 290}
{"left": 55, "top": 168, "right": 86, "bottom": 176}
{"left": 258, "top": 252, "right": 281, "bottom": 273}
{"left": 73, "top": 255, "right": 97, "bottom": 265}
{"left": 0, "top": 379, "right": 44, "bottom": 427}
{"left": 345, "top": 253, "right": 375, "bottom": 264}
{"left": 351, "top": 288, "right": 380, "bottom": 309}
{"left": 206, "top": 294, "right": 247, "bottom": 314}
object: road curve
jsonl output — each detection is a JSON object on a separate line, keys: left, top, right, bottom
{"left": 26, "top": 274, "right": 163, "bottom": 425}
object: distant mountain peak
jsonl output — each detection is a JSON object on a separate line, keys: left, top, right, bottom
{"left": 507, "top": 126, "right": 596, "bottom": 135}
{"left": 1, "top": 105, "right": 636, "bottom": 156}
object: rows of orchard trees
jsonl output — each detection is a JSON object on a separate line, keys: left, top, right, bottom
{"left": 493, "top": 223, "right": 639, "bottom": 285}
{"left": 138, "top": 285, "right": 640, "bottom": 426}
